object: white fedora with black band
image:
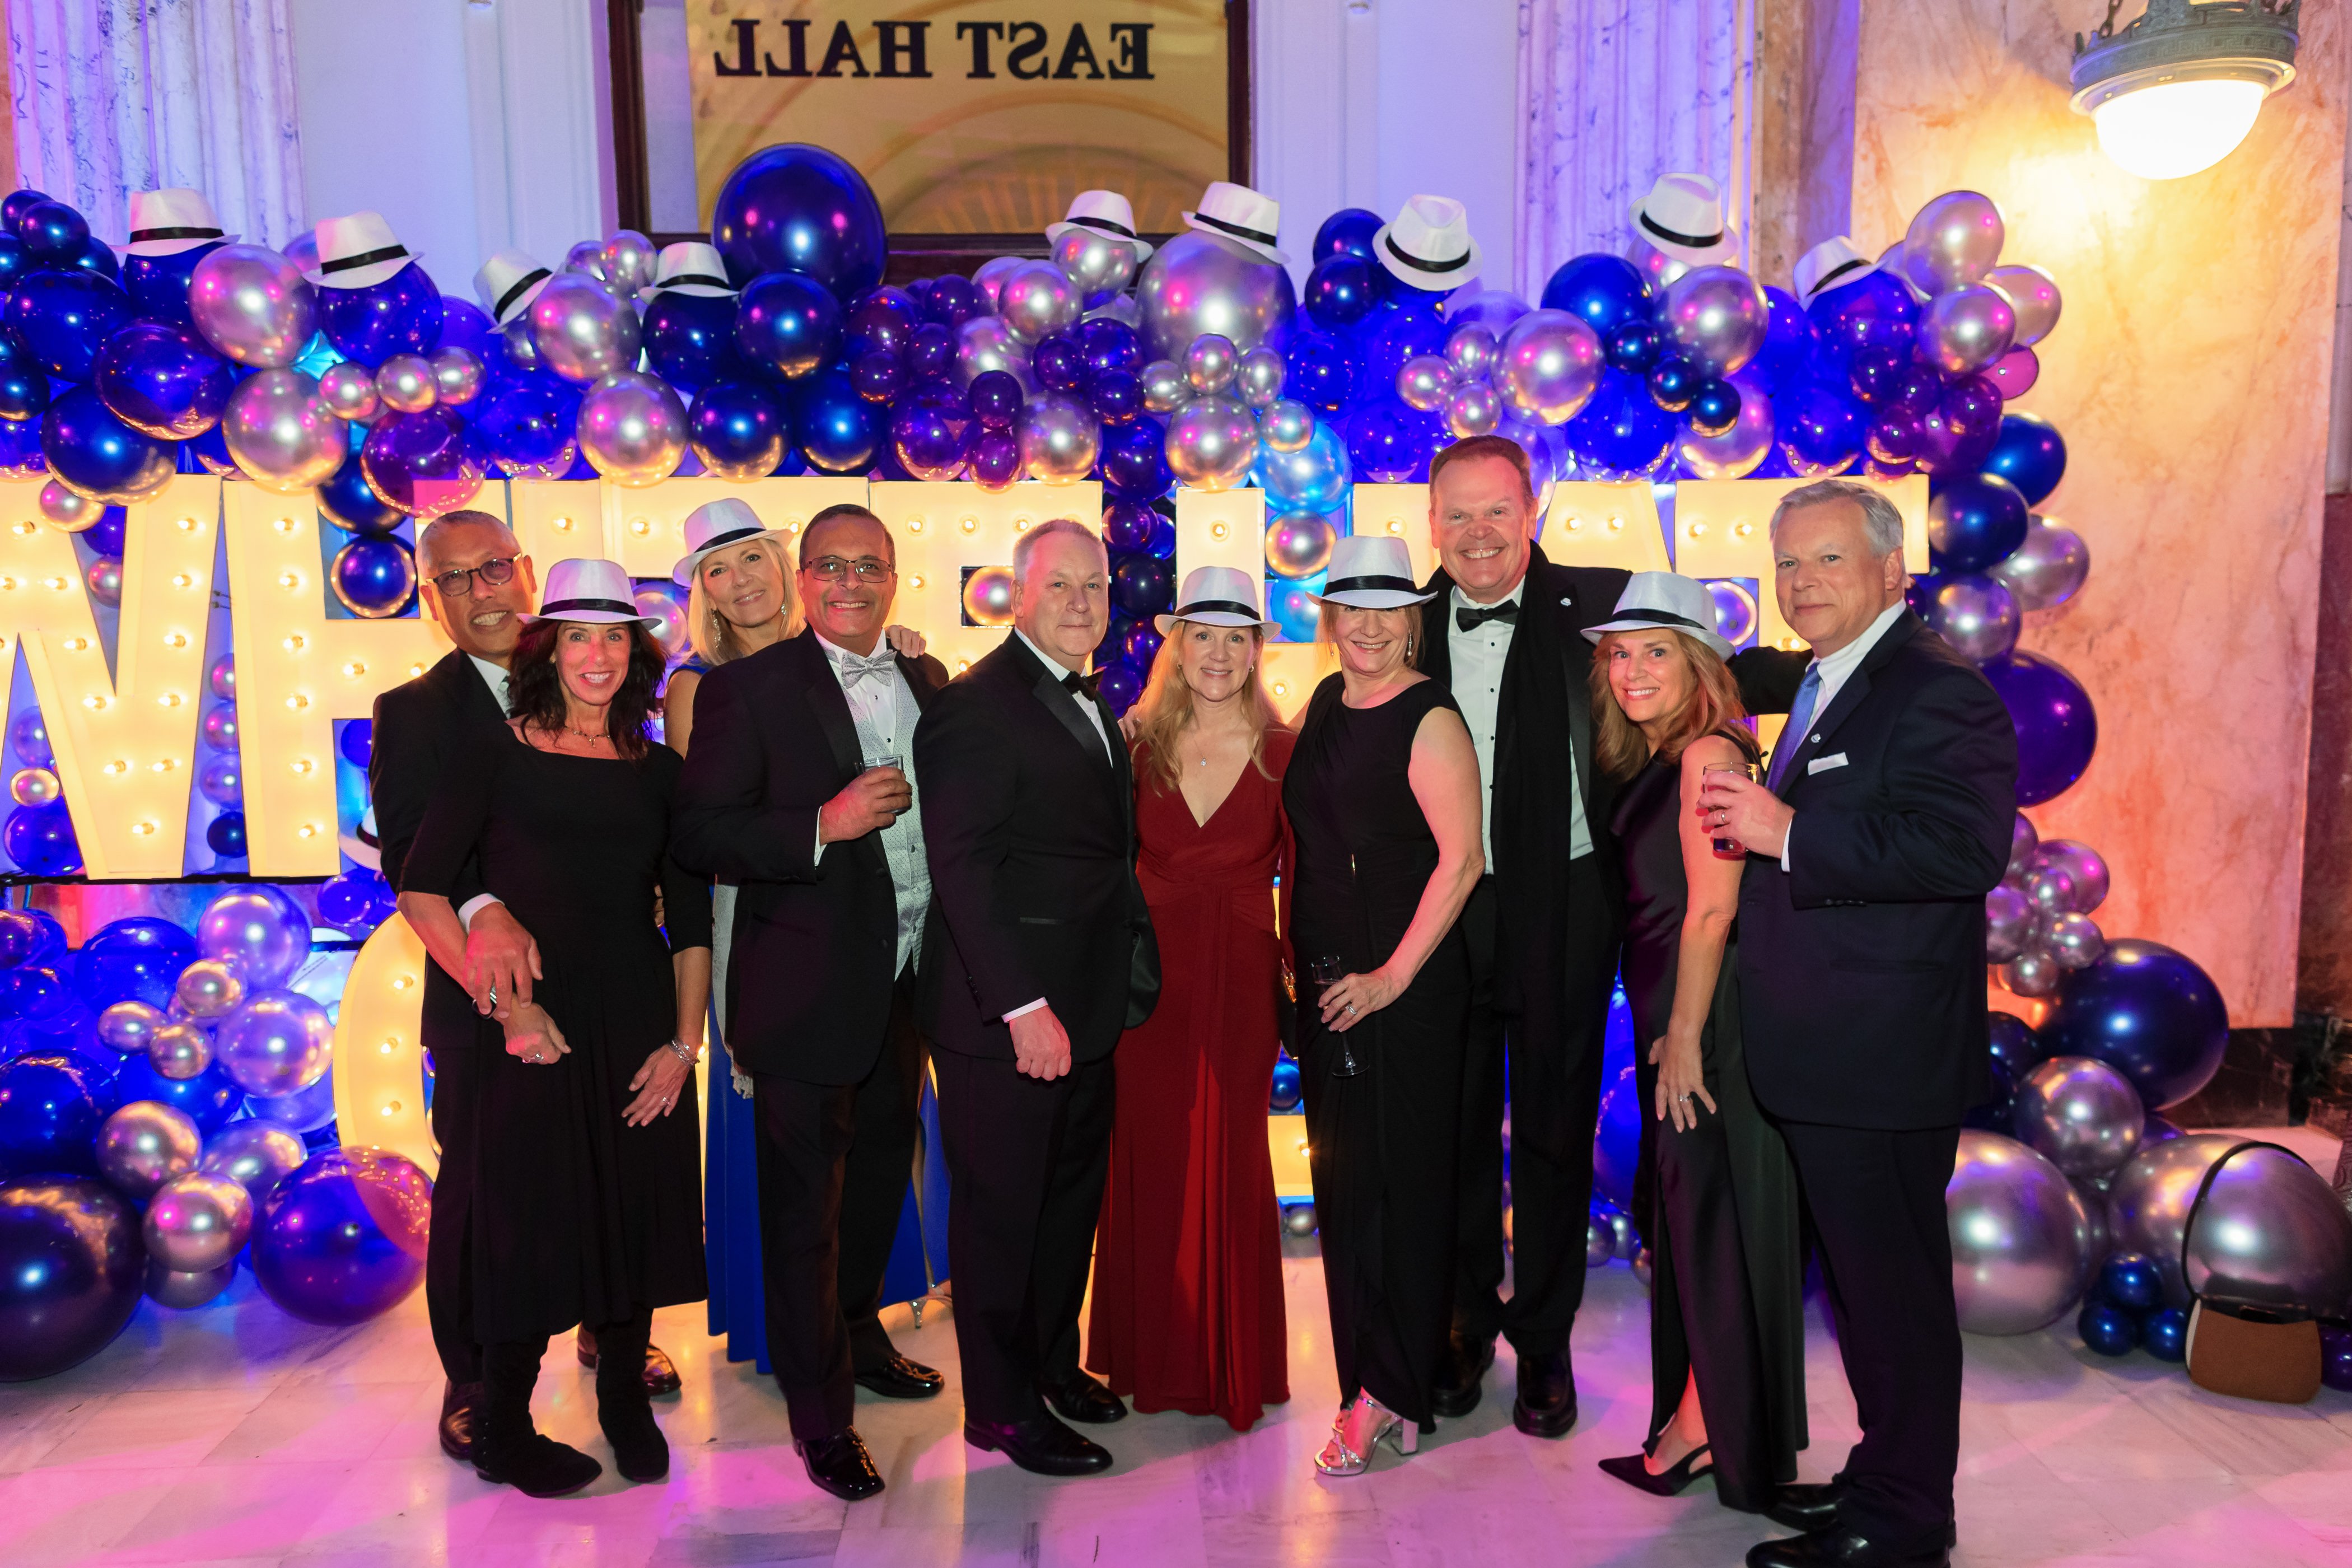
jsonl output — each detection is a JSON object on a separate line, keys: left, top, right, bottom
{"left": 1311, "top": 536, "right": 1435, "bottom": 610}
{"left": 307, "top": 211, "right": 421, "bottom": 290}
{"left": 526, "top": 559, "right": 663, "bottom": 628}
{"left": 651, "top": 241, "right": 737, "bottom": 299}
{"left": 1581, "top": 571, "right": 1734, "bottom": 661}
{"left": 125, "top": 188, "right": 234, "bottom": 257}
{"left": 1156, "top": 566, "right": 1275, "bottom": 634}
{"left": 1793, "top": 236, "right": 1878, "bottom": 310}
{"left": 473, "top": 250, "right": 553, "bottom": 327}
{"left": 1373, "top": 195, "right": 1482, "bottom": 291}
{"left": 1183, "top": 181, "right": 1286, "bottom": 265}
{"left": 1627, "top": 174, "right": 1739, "bottom": 268}
{"left": 671, "top": 497, "right": 792, "bottom": 587}
{"left": 1047, "top": 190, "right": 1155, "bottom": 261}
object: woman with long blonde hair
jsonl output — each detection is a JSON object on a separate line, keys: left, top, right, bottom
{"left": 1086, "top": 566, "right": 1298, "bottom": 1431}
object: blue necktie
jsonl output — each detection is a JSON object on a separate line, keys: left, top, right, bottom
{"left": 1767, "top": 665, "right": 1822, "bottom": 793}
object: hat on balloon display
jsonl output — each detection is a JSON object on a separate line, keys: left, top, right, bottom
{"left": 1310, "top": 536, "right": 1435, "bottom": 610}
{"left": 1628, "top": 173, "right": 1739, "bottom": 268}
{"left": 124, "top": 188, "right": 234, "bottom": 256}
{"left": 671, "top": 496, "right": 792, "bottom": 586}
{"left": 525, "top": 558, "right": 666, "bottom": 627}
{"left": 1156, "top": 566, "right": 1276, "bottom": 635}
{"left": 1047, "top": 190, "right": 1154, "bottom": 261}
{"left": 1373, "top": 195, "right": 1482, "bottom": 291}
{"left": 338, "top": 806, "right": 381, "bottom": 873}
{"left": 1581, "top": 571, "right": 1735, "bottom": 661}
{"left": 1793, "top": 236, "right": 1879, "bottom": 310}
{"left": 306, "top": 210, "right": 421, "bottom": 290}
{"left": 1183, "top": 180, "right": 1286, "bottom": 265}
{"left": 472, "top": 249, "right": 553, "bottom": 327}
{"left": 649, "top": 241, "right": 738, "bottom": 299}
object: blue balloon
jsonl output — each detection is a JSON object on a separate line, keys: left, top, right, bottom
{"left": 75, "top": 922, "right": 191, "bottom": 1012}
{"left": 1268, "top": 576, "right": 1324, "bottom": 644}
{"left": 2078, "top": 1299, "right": 2138, "bottom": 1356}
{"left": 1603, "top": 319, "right": 1663, "bottom": 373}
{"left": 0, "top": 330, "right": 50, "bottom": 423}
{"left": 88, "top": 915, "right": 195, "bottom": 962}
{"left": 2141, "top": 1306, "right": 2188, "bottom": 1362}
{"left": 2097, "top": 1252, "right": 2163, "bottom": 1312}
{"left": 39, "top": 385, "right": 176, "bottom": 505}
{"left": 1110, "top": 556, "right": 1174, "bottom": 619}
{"left": 83, "top": 506, "right": 127, "bottom": 557}
{"left": 1346, "top": 394, "right": 1439, "bottom": 484}
{"left": 735, "top": 271, "right": 844, "bottom": 380}
{"left": 1593, "top": 1063, "right": 1641, "bottom": 1210}
{"left": 1928, "top": 473, "right": 2028, "bottom": 574}
{"left": 1120, "top": 619, "right": 1165, "bottom": 669}
{"left": 435, "top": 297, "right": 494, "bottom": 360}
{"left": 64, "top": 236, "right": 119, "bottom": 284}
{"left": 689, "top": 380, "right": 788, "bottom": 479}
{"left": 330, "top": 536, "right": 418, "bottom": 619}
{"left": 17, "top": 200, "right": 87, "bottom": 264}
{"left": 1647, "top": 356, "right": 1698, "bottom": 412}
{"left": 10, "top": 710, "right": 52, "bottom": 767}
{"left": 1262, "top": 419, "right": 1352, "bottom": 512}
{"left": 251, "top": 1148, "right": 432, "bottom": 1325}
{"left": 92, "top": 321, "right": 234, "bottom": 439}
{"left": 1807, "top": 270, "right": 1920, "bottom": 366}
{"left": 1313, "top": 208, "right": 1384, "bottom": 264}
{"left": 1284, "top": 330, "right": 1358, "bottom": 412}
{"left": 316, "top": 869, "right": 391, "bottom": 933}
{"left": 1270, "top": 1056, "right": 1303, "bottom": 1112}
{"left": 1987, "top": 1010, "right": 2044, "bottom": 1080}
{"left": 2041, "top": 939, "right": 2228, "bottom": 1111}
{"left": 710, "top": 143, "right": 887, "bottom": 300}
{"left": 1567, "top": 367, "right": 1678, "bottom": 480}
{"left": 470, "top": 374, "right": 578, "bottom": 482}
{"left": 2323, "top": 1326, "right": 2352, "bottom": 1390}
{"left": 0, "top": 234, "right": 25, "bottom": 295}
{"left": 1539, "top": 254, "right": 1656, "bottom": 335}
{"left": 122, "top": 241, "right": 222, "bottom": 328}
{"left": 1304, "top": 253, "right": 1386, "bottom": 333}
{"left": 7, "top": 269, "right": 132, "bottom": 381}
{"left": 844, "top": 287, "right": 921, "bottom": 363}
{"left": 337, "top": 717, "right": 374, "bottom": 769}
{"left": 794, "top": 369, "right": 879, "bottom": 473}
{"left": 316, "top": 263, "right": 444, "bottom": 368}
{"left": 109, "top": 1054, "right": 242, "bottom": 1134}
{"left": 1099, "top": 415, "right": 1172, "bottom": 500}
{"left": 317, "top": 447, "right": 403, "bottom": 535}
{"left": 1352, "top": 304, "right": 1450, "bottom": 410}
{"left": 1980, "top": 650, "right": 2095, "bottom": 806}
{"left": 206, "top": 811, "right": 248, "bottom": 858}
{"left": 0, "top": 963, "right": 72, "bottom": 1023}
{"left": 1078, "top": 316, "right": 1142, "bottom": 380}
{"left": 0, "top": 1175, "right": 144, "bottom": 1378}
{"left": 1089, "top": 369, "right": 1142, "bottom": 424}
{"left": 0, "top": 1054, "right": 106, "bottom": 1176}
{"left": 1983, "top": 411, "right": 2066, "bottom": 507}
{"left": 0, "top": 910, "right": 40, "bottom": 972}
{"left": 246, "top": 1066, "right": 337, "bottom": 1135}
{"left": 0, "top": 412, "right": 46, "bottom": 478}
{"left": 643, "top": 287, "right": 741, "bottom": 391}
{"left": 1, "top": 189, "right": 52, "bottom": 237}
{"left": 1749, "top": 287, "right": 1818, "bottom": 394}
{"left": 2, "top": 804, "right": 78, "bottom": 876}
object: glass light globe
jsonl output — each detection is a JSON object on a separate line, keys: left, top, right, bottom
{"left": 2091, "top": 77, "right": 2267, "bottom": 180}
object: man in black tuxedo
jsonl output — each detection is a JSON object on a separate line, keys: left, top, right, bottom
{"left": 1702, "top": 479, "right": 2015, "bottom": 1568}
{"left": 912, "top": 517, "right": 1159, "bottom": 1477}
{"left": 672, "top": 505, "right": 950, "bottom": 1502}
{"left": 1415, "top": 437, "right": 1805, "bottom": 1437}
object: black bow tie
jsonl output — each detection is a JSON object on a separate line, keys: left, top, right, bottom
{"left": 1062, "top": 669, "right": 1102, "bottom": 699}
{"left": 1457, "top": 601, "right": 1520, "bottom": 633}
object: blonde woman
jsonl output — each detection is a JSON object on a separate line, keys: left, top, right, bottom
{"left": 1086, "top": 567, "right": 1295, "bottom": 1431}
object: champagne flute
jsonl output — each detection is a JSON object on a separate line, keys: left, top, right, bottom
{"left": 1309, "top": 955, "right": 1366, "bottom": 1077}
{"left": 1704, "top": 760, "right": 1755, "bottom": 858}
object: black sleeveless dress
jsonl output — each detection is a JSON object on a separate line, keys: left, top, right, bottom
{"left": 1284, "top": 673, "right": 1471, "bottom": 1426}
{"left": 1612, "top": 744, "right": 1805, "bottom": 1510}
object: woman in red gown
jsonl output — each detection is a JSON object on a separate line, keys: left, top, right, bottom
{"left": 1088, "top": 567, "right": 1294, "bottom": 1430}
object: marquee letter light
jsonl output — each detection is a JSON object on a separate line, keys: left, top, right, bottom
{"left": 329, "top": 910, "right": 440, "bottom": 1173}
{"left": 0, "top": 476, "right": 221, "bottom": 876}
{"left": 869, "top": 480, "right": 1105, "bottom": 674}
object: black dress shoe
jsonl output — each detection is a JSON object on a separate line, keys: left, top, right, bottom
{"left": 475, "top": 1431, "right": 602, "bottom": 1497}
{"left": 965, "top": 1413, "right": 1113, "bottom": 1476}
{"left": 1429, "top": 1332, "right": 1495, "bottom": 1420}
{"left": 856, "top": 1355, "right": 945, "bottom": 1399}
{"left": 438, "top": 1380, "right": 481, "bottom": 1464}
{"left": 1766, "top": 1482, "right": 1844, "bottom": 1532}
{"left": 576, "top": 1333, "right": 684, "bottom": 1397}
{"left": 1512, "top": 1349, "right": 1578, "bottom": 1438}
{"left": 1037, "top": 1369, "right": 1127, "bottom": 1425}
{"left": 1598, "top": 1442, "right": 1713, "bottom": 1496}
{"left": 795, "top": 1429, "right": 885, "bottom": 1500}
{"left": 1746, "top": 1525, "right": 1950, "bottom": 1568}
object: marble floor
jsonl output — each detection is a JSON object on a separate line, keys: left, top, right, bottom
{"left": 4, "top": 1142, "right": 2351, "bottom": 1567}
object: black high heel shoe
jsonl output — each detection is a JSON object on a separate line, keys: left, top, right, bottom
{"left": 1597, "top": 1441, "right": 1713, "bottom": 1496}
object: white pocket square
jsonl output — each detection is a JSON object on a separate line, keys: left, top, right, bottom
{"left": 1808, "top": 752, "right": 1849, "bottom": 775}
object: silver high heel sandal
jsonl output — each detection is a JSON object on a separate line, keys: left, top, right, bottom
{"left": 1315, "top": 1393, "right": 1418, "bottom": 1476}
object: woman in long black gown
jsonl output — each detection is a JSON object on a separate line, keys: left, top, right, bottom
{"left": 400, "top": 558, "right": 712, "bottom": 1499}
{"left": 1282, "top": 536, "right": 1485, "bottom": 1477}
{"left": 1581, "top": 573, "right": 1804, "bottom": 1516}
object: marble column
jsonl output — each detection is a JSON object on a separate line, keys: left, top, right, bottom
{"left": 1749, "top": 0, "right": 1857, "bottom": 286}
{"left": 1850, "top": 0, "right": 2347, "bottom": 1025}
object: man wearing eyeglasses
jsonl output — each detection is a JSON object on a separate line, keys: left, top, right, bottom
{"left": 674, "top": 503, "right": 951, "bottom": 1502}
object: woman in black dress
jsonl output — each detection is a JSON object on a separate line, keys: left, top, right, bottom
{"left": 1281, "top": 536, "right": 1485, "bottom": 1477}
{"left": 1582, "top": 573, "right": 1804, "bottom": 1516}
{"left": 399, "top": 557, "right": 712, "bottom": 1499}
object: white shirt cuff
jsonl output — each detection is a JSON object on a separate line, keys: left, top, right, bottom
{"left": 458, "top": 894, "right": 502, "bottom": 930}
{"left": 815, "top": 822, "right": 827, "bottom": 864}
{"left": 1004, "top": 997, "right": 1049, "bottom": 1021}
{"left": 1779, "top": 816, "right": 1793, "bottom": 874}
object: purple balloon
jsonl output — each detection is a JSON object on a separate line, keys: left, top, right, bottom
{"left": 1918, "top": 374, "right": 2003, "bottom": 475}
{"left": 921, "top": 274, "right": 979, "bottom": 328}
{"left": 1103, "top": 500, "right": 1160, "bottom": 552}
{"left": 1749, "top": 287, "right": 1818, "bottom": 394}
{"left": 889, "top": 395, "right": 972, "bottom": 482}
{"left": 39, "top": 384, "right": 176, "bottom": 503}
{"left": 968, "top": 427, "right": 1021, "bottom": 488}
{"left": 852, "top": 349, "right": 906, "bottom": 404}
{"left": 1806, "top": 269, "right": 1919, "bottom": 364}
{"left": 1099, "top": 414, "right": 1172, "bottom": 498}
{"left": 844, "top": 287, "right": 921, "bottom": 361}
{"left": 122, "top": 243, "right": 220, "bottom": 329}
{"left": 470, "top": 375, "right": 578, "bottom": 482}
{"left": 7, "top": 269, "right": 133, "bottom": 382}
{"left": 1981, "top": 650, "right": 2097, "bottom": 806}
{"left": 1847, "top": 343, "right": 1911, "bottom": 407}
{"left": 1090, "top": 370, "right": 1142, "bottom": 423}
{"left": 906, "top": 321, "right": 954, "bottom": 381}
{"left": 1079, "top": 317, "right": 1142, "bottom": 380}
{"left": 968, "top": 369, "right": 1024, "bottom": 428}
{"left": 734, "top": 270, "right": 843, "bottom": 380}
{"left": 1775, "top": 381, "right": 1865, "bottom": 477}
{"left": 250, "top": 1148, "right": 430, "bottom": 1326}
{"left": 641, "top": 288, "right": 740, "bottom": 392}
{"left": 436, "top": 297, "right": 495, "bottom": 359}
{"left": 316, "top": 263, "right": 444, "bottom": 368}
{"left": 708, "top": 144, "right": 887, "bottom": 300}
{"left": 1033, "top": 334, "right": 1086, "bottom": 393}
{"left": 361, "top": 405, "right": 483, "bottom": 519}
{"left": 92, "top": 323, "right": 234, "bottom": 440}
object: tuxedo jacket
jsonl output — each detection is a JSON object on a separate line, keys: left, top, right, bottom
{"left": 911, "top": 632, "right": 1159, "bottom": 1063}
{"left": 1737, "top": 612, "right": 2018, "bottom": 1129}
{"left": 371, "top": 650, "right": 505, "bottom": 1052}
{"left": 670, "top": 629, "right": 949, "bottom": 1085}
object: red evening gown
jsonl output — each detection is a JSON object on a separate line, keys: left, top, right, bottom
{"left": 1086, "top": 726, "right": 1294, "bottom": 1429}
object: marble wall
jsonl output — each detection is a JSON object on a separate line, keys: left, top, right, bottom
{"left": 1844, "top": 1, "right": 2346, "bottom": 1025}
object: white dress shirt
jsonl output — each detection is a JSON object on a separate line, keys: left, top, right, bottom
{"left": 1448, "top": 577, "right": 1592, "bottom": 869}
{"left": 1779, "top": 598, "right": 1909, "bottom": 872}
{"left": 1005, "top": 627, "right": 1114, "bottom": 1021}
{"left": 456, "top": 656, "right": 516, "bottom": 930}
{"left": 811, "top": 633, "right": 931, "bottom": 976}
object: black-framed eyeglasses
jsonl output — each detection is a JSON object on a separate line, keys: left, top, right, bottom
{"left": 428, "top": 556, "right": 519, "bottom": 599}
{"left": 805, "top": 556, "right": 894, "bottom": 583}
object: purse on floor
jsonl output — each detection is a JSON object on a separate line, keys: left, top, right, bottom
{"left": 2181, "top": 1140, "right": 2323, "bottom": 1404}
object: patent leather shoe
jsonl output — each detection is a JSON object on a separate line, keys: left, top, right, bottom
{"left": 437, "top": 1380, "right": 480, "bottom": 1464}
{"left": 575, "top": 1332, "right": 683, "bottom": 1396}
{"left": 1512, "top": 1349, "right": 1578, "bottom": 1438}
{"left": 1597, "top": 1441, "right": 1712, "bottom": 1496}
{"left": 795, "top": 1429, "right": 885, "bottom": 1500}
{"left": 1038, "top": 1369, "right": 1127, "bottom": 1425}
{"left": 856, "top": 1354, "right": 945, "bottom": 1399}
{"left": 965, "top": 1413, "right": 1113, "bottom": 1476}
{"left": 1744, "top": 1525, "right": 1950, "bottom": 1568}
{"left": 1429, "top": 1332, "right": 1495, "bottom": 1419}
{"left": 1766, "top": 1482, "right": 1844, "bottom": 1532}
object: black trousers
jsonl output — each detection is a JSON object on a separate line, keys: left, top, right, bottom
{"left": 424, "top": 1034, "right": 481, "bottom": 1389}
{"left": 751, "top": 967, "right": 926, "bottom": 1440}
{"left": 1453, "top": 856, "right": 1616, "bottom": 1355}
{"left": 1779, "top": 1120, "right": 1963, "bottom": 1550}
{"left": 931, "top": 1046, "right": 1114, "bottom": 1426}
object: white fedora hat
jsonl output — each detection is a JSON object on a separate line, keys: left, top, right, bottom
{"left": 307, "top": 210, "right": 421, "bottom": 290}
{"left": 1793, "top": 236, "right": 1878, "bottom": 310}
{"left": 1628, "top": 174, "right": 1739, "bottom": 268}
{"left": 671, "top": 497, "right": 794, "bottom": 587}
{"left": 1581, "top": 571, "right": 1734, "bottom": 661}
{"left": 525, "top": 558, "right": 664, "bottom": 627}
{"left": 651, "top": 241, "right": 737, "bottom": 299}
{"left": 1373, "top": 194, "right": 1482, "bottom": 292}
{"left": 1048, "top": 190, "right": 1155, "bottom": 260}
{"left": 125, "top": 188, "right": 234, "bottom": 257}
{"left": 1155, "top": 566, "right": 1275, "bottom": 635}
{"left": 473, "top": 249, "right": 553, "bottom": 327}
{"left": 1183, "top": 181, "right": 1286, "bottom": 265}
{"left": 1311, "top": 536, "right": 1435, "bottom": 610}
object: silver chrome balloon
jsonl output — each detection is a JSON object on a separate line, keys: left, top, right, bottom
{"left": 214, "top": 991, "right": 336, "bottom": 1098}
{"left": 1444, "top": 380, "right": 1502, "bottom": 440}
{"left": 1396, "top": 353, "right": 1454, "bottom": 413}
{"left": 1922, "top": 574, "right": 2019, "bottom": 664}
{"left": 431, "top": 346, "right": 486, "bottom": 406}
{"left": 2008, "top": 813, "right": 2040, "bottom": 879}
{"left": 146, "top": 1257, "right": 236, "bottom": 1309}
{"left": 222, "top": 370, "right": 347, "bottom": 493}
{"left": 501, "top": 314, "right": 544, "bottom": 373}
{"left": 199, "top": 1118, "right": 308, "bottom": 1202}
{"left": 174, "top": 959, "right": 245, "bottom": 1021}
{"left": 1916, "top": 283, "right": 2016, "bottom": 376}
{"left": 1986, "top": 884, "right": 2036, "bottom": 964}
{"left": 97, "top": 998, "right": 167, "bottom": 1054}
{"left": 1138, "top": 358, "right": 1187, "bottom": 414}
{"left": 1675, "top": 370, "right": 1774, "bottom": 479}
{"left": 1264, "top": 510, "right": 1337, "bottom": 578}
{"left": 1259, "top": 398, "right": 1315, "bottom": 454}
{"left": 1625, "top": 235, "right": 1690, "bottom": 291}
{"left": 2031, "top": 839, "right": 2110, "bottom": 914}
{"left": 144, "top": 1171, "right": 253, "bottom": 1274}
{"left": 2013, "top": 1057, "right": 2144, "bottom": 1178}
{"left": 374, "top": 354, "right": 438, "bottom": 415}
{"left": 2183, "top": 1144, "right": 2352, "bottom": 1319}
{"left": 84, "top": 554, "right": 123, "bottom": 608}
{"left": 1947, "top": 1130, "right": 2097, "bottom": 1333}
{"left": 2024, "top": 866, "right": 2077, "bottom": 919}
{"left": 972, "top": 255, "right": 1022, "bottom": 315}
{"left": 996, "top": 260, "right": 1081, "bottom": 347}
{"left": 1586, "top": 1217, "right": 1615, "bottom": 1267}
{"left": 2044, "top": 911, "right": 2106, "bottom": 971}
{"left": 188, "top": 244, "right": 318, "bottom": 368}
{"left": 37, "top": 479, "right": 98, "bottom": 531}
{"left": 1497, "top": 309, "right": 1603, "bottom": 426}
{"left": 576, "top": 371, "right": 687, "bottom": 487}
{"left": 1986, "top": 264, "right": 2061, "bottom": 347}
{"left": 2107, "top": 1133, "right": 2242, "bottom": 1308}
{"left": 1081, "top": 293, "right": 1141, "bottom": 328}
{"left": 1660, "top": 265, "right": 1768, "bottom": 377}
{"left": 1283, "top": 1202, "right": 1318, "bottom": 1238}
{"left": 1051, "top": 227, "right": 1139, "bottom": 303}
{"left": 529, "top": 272, "right": 643, "bottom": 385}
{"left": 1014, "top": 391, "right": 1099, "bottom": 484}
{"left": 1235, "top": 345, "right": 1285, "bottom": 409}
{"left": 2002, "top": 949, "right": 2062, "bottom": 998}
{"left": 562, "top": 238, "right": 613, "bottom": 284}
{"left": 318, "top": 361, "right": 380, "bottom": 423}
{"left": 602, "top": 230, "right": 659, "bottom": 298}
{"left": 1164, "top": 395, "right": 1259, "bottom": 492}
{"left": 150, "top": 1022, "right": 213, "bottom": 1081}
{"left": 96, "top": 1099, "right": 203, "bottom": 1198}
{"left": 1445, "top": 323, "right": 1498, "bottom": 381}
{"left": 8, "top": 767, "right": 57, "bottom": 807}
{"left": 1991, "top": 516, "right": 2091, "bottom": 612}
{"left": 953, "top": 315, "right": 1036, "bottom": 392}
{"left": 1906, "top": 190, "right": 2005, "bottom": 291}
{"left": 1184, "top": 334, "right": 1239, "bottom": 396}
{"left": 1136, "top": 230, "right": 1298, "bottom": 362}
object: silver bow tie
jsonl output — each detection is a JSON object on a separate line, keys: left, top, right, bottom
{"left": 839, "top": 651, "right": 898, "bottom": 687}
